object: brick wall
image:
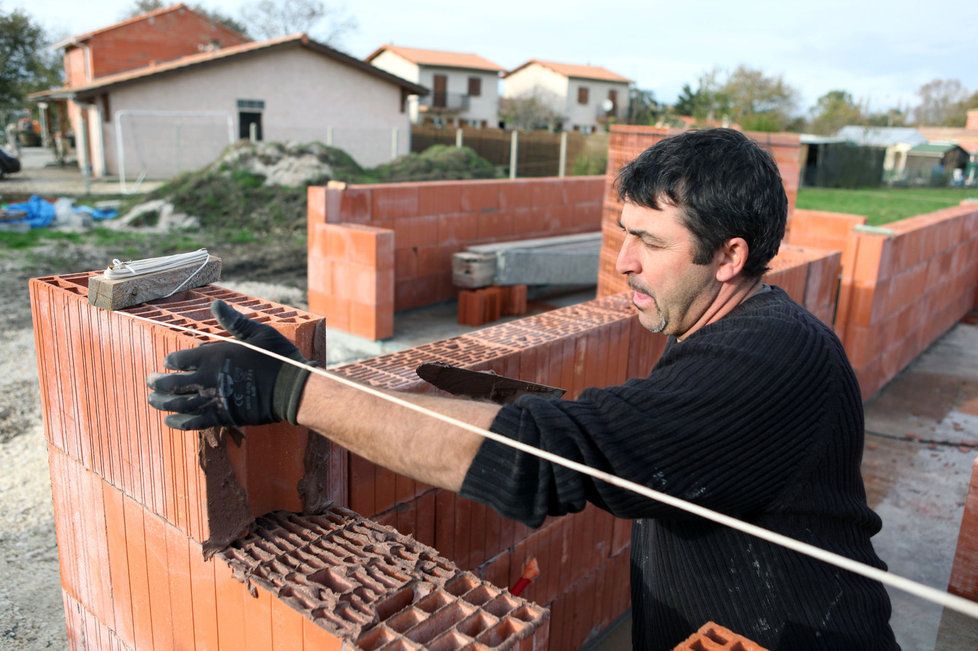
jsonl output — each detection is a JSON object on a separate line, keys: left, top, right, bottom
{"left": 331, "top": 293, "right": 668, "bottom": 648}
{"left": 32, "top": 274, "right": 548, "bottom": 649}
{"left": 597, "top": 126, "right": 802, "bottom": 298}
{"left": 787, "top": 208, "right": 867, "bottom": 252}
{"left": 306, "top": 215, "right": 395, "bottom": 340}
{"left": 835, "top": 202, "right": 978, "bottom": 398}
{"left": 72, "top": 6, "right": 249, "bottom": 83}
{"left": 307, "top": 176, "right": 605, "bottom": 339}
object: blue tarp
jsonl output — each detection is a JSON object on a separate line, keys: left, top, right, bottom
{"left": 1, "top": 195, "right": 117, "bottom": 228}
{"left": 4, "top": 196, "right": 55, "bottom": 228}
{"left": 74, "top": 204, "right": 118, "bottom": 221}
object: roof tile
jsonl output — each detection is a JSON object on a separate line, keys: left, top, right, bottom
{"left": 368, "top": 44, "right": 503, "bottom": 72}
{"left": 507, "top": 59, "right": 631, "bottom": 83}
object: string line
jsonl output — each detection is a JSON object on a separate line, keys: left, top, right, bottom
{"left": 120, "top": 309, "right": 978, "bottom": 620}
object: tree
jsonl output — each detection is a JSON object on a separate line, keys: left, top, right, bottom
{"left": 719, "top": 65, "right": 798, "bottom": 132}
{"left": 0, "top": 9, "right": 62, "bottom": 108}
{"left": 238, "top": 0, "right": 356, "bottom": 43}
{"left": 808, "top": 90, "right": 863, "bottom": 135}
{"left": 498, "top": 92, "right": 564, "bottom": 131}
{"left": 864, "top": 106, "right": 909, "bottom": 128}
{"left": 913, "top": 79, "right": 970, "bottom": 126}
{"left": 672, "top": 69, "right": 731, "bottom": 122}
{"left": 626, "top": 88, "right": 663, "bottom": 125}
{"left": 124, "top": 0, "right": 249, "bottom": 37}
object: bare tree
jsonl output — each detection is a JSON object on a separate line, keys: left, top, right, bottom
{"left": 238, "top": 0, "right": 356, "bottom": 44}
{"left": 122, "top": 0, "right": 249, "bottom": 37}
{"left": 913, "top": 79, "right": 972, "bottom": 126}
{"left": 499, "top": 92, "right": 564, "bottom": 131}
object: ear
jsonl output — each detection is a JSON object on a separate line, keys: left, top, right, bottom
{"left": 714, "top": 237, "right": 749, "bottom": 283}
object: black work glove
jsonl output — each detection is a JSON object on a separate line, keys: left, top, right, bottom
{"left": 147, "top": 300, "right": 312, "bottom": 430}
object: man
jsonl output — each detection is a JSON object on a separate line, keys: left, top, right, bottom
{"left": 148, "top": 129, "right": 897, "bottom": 649}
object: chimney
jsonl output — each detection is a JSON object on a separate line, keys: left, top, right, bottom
{"left": 968, "top": 109, "right": 978, "bottom": 131}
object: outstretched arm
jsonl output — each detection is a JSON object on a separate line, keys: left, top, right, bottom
{"left": 146, "top": 300, "right": 497, "bottom": 492}
{"left": 295, "top": 373, "right": 496, "bottom": 491}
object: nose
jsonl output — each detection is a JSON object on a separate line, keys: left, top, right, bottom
{"left": 615, "top": 236, "right": 640, "bottom": 276}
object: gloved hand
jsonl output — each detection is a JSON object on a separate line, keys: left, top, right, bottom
{"left": 147, "top": 300, "right": 312, "bottom": 430}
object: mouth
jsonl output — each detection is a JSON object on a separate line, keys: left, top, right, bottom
{"left": 628, "top": 280, "right": 655, "bottom": 309}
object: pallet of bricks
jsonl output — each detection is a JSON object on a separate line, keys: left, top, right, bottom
{"left": 31, "top": 272, "right": 550, "bottom": 650}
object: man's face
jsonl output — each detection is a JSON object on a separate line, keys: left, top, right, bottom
{"left": 615, "top": 201, "right": 719, "bottom": 337}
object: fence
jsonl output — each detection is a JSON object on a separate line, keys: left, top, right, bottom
{"left": 111, "top": 110, "right": 235, "bottom": 191}
{"left": 412, "top": 125, "right": 609, "bottom": 178}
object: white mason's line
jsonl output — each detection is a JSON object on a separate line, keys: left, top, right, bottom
{"left": 122, "top": 310, "right": 978, "bottom": 621}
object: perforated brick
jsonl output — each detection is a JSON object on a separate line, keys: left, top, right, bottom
{"left": 218, "top": 509, "right": 550, "bottom": 649}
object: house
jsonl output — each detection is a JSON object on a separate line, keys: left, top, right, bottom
{"left": 31, "top": 3, "right": 249, "bottom": 172}
{"left": 502, "top": 60, "right": 631, "bottom": 133}
{"left": 32, "top": 31, "right": 426, "bottom": 179}
{"left": 835, "top": 125, "right": 927, "bottom": 181}
{"left": 366, "top": 45, "right": 503, "bottom": 128}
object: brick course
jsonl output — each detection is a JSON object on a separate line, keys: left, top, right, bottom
{"left": 34, "top": 275, "right": 549, "bottom": 650}
{"left": 835, "top": 203, "right": 978, "bottom": 398}
{"left": 307, "top": 177, "right": 605, "bottom": 340}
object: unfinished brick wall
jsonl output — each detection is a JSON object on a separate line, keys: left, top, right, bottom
{"left": 786, "top": 209, "right": 866, "bottom": 253}
{"left": 33, "top": 274, "right": 548, "bottom": 649}
{"left": 835, "top": 202, "right": 978, "bottom": 398}
{"left": 307, "top": 176, "right": 604, "bottom": 339}
{"left": 307, "top": 220, "right": 395, "bottom": 340}
{"left": 597, "top": 126, "right": 802, "bottom": 298}
{"left": 331, "top": 293, "right": 667, "bottom": 648}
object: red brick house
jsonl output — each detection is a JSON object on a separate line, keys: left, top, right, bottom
{"left": 33, "top": 3, "right": 249, "bottom": 176}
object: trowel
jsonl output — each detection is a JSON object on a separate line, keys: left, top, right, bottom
{"left": 416, "top": 362, "right": 565, "bottom": 405}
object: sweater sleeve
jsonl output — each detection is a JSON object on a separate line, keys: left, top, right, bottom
{"left": 460, "top": 316, "right": 832, "bottom": 528}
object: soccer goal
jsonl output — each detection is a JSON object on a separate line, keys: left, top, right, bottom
{"left": 114, "top": 110, "right": 235, "bottom": 193}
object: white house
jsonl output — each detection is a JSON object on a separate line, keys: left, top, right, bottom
{"left": 366, "top": 44, "right": 503, "bottom": 128}
{"left": 502, "top": 60, "right": 631, "bottom": 133}
{"left": 37, "top": 34, "right": 426, "bottom": 179}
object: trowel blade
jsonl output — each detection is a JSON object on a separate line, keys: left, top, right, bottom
{"left": 416, "top": 362, "right": 565, "bottom": 405}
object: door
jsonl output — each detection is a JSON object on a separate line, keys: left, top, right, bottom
{"left": 239, "top": 111, "right": 262, "bottom": 141}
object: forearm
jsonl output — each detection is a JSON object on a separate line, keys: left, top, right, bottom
{"left": 296, "top": 372, "right": 501, "bottom": 492}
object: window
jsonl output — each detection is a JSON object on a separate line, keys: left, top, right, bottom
{"left": 607, "top": 89, "right": 618, "bottom": 114}
{"left": 100, "top": 94, "right": 110, "bottom": 122}
{"left": 236, "top": 99, "right": 266, "bottom": 110}
{"left": 578, "top": 86, "right": 589, "bottom": 104}
{"left": 468, "top": 76, "right": 481, "bottom": 97}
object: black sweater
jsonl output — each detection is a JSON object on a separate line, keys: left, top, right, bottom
{"left": 461, "top": 287, "right": 898, "bottom": 650}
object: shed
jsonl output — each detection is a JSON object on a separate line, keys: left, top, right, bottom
{"left": 905, "top": 143, "right": 969, "bottom": 184}
{"left": 800, "top": 134, "right": 885, "bottom": 188}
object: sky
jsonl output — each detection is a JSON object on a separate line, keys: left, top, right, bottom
{"left": 13, "top": 0, "right": 978, "bottom": 115}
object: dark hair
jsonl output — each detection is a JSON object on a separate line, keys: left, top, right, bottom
{"left": 615, "top": 128, "right": 787, "bottom": 278}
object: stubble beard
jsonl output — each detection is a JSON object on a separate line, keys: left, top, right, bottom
{"left": 629, "top": 278, "right": 667, "bottom": 333}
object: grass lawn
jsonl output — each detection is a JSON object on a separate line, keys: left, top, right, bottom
{"left": 796, "top": 187, "right": 978, "bottom": 226}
